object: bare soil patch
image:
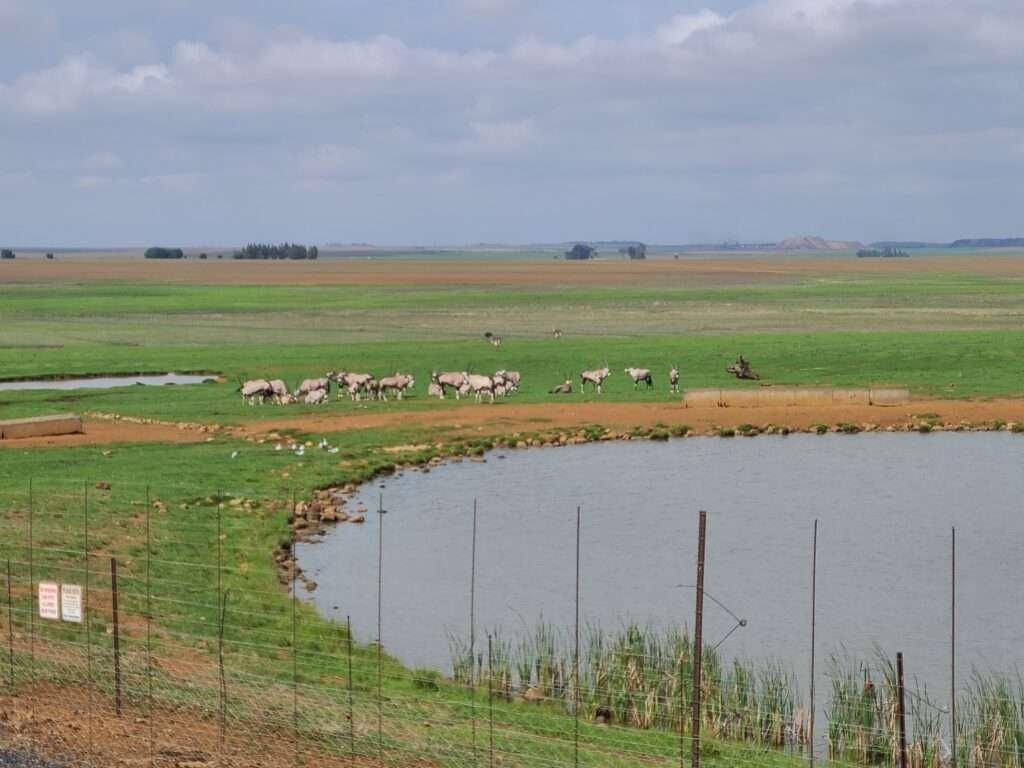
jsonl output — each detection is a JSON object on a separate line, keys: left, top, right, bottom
{"left": 5, "top": 256, "right": 1024, "bottom": 287}
{"left": 5, "top": 398, "right": 1023, "bottom": 450}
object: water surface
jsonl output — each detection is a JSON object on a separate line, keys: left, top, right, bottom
{"left": 298, "top": 433, "right": 1024, "bottom": 698}
{"left": 0, "top": 373, "right": 214, "bottom": 390}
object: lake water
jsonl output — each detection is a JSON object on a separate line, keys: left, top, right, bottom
{"left": 0, "top": 373, "right": 214, "bottom": 390}
{"left": 297, "top": 432, "right": 1024, "bottom": 700}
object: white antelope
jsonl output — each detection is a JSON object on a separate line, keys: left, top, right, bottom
{"left": 580, "top": 366, "right": 611, "bottom": 394}
{"left": 268, "top": 379, "right": 293, "bottom": 404}
{"left": 240, "top": 379, "right": 272, "bottom": 405}
{"left": 427, "top": 381, "right": 445, "bottom": 398}
{"left": 295, "top": 377, "right": 330, "bottom": 397}
{"left": 431, "top": 371, "right": 467, "bottom": 399}
{"left": 304, "top": 388, "right": 329, "bottom": 405}
{"left": 495, "top": 370, "right": 521, "bottom": 392}
{"left": 377, "top": 373, "right": 415, "bottom": 401}
{"left": 464, "top": 373, "right": 496, "bottom": 403}
{"left": 332, "top": 372, "right": 375, "bottom": 401}
{"left": 550, "top": 378, "right": 572, "bottom": 395}
{"left": 669, "top": 365, "right": 680, "bottom": 394}
{"left": 624, "top": 367, "right": 653, "bottom": 390}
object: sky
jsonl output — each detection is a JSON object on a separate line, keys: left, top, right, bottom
{"left": 0, "top": 0, "right": 1022, "bottom": 247}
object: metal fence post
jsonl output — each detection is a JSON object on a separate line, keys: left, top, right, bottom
{"left": 897, "top": 652, "right": 908, "bottom": 768}
{"left": 691, "top": 510, "right": 707, "bottom": 768}
{"left": 110, "top": 557, "right": 122, "bottom": 716}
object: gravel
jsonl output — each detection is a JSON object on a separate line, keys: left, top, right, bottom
{"left": 0, "top": 749, "right": 64, "bottom": 768}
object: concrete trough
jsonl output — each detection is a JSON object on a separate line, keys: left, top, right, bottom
{"left": 833, "top": 389, "right": 871, "bottom": 406}
{"left": 719, "top": 390, "right": 761, "bottom": 407}
{"left": 683, "top": 388, "right": 909, "bottom": 408}
{"left": 869, "top": 388, "right": 911, "bottom": 406}
{"left": 0, "top": 413, "right": 83, "bottom": 440}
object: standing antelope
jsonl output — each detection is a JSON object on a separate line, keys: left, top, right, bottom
{"left": 377, "top": 373, "right": 415, "bottom": 401}
{"left": 464, "top": 373, "right": 496, "bottom": 403}
{"left": 624, "top": 367, "right": 653, "bottom": 390}
{"left": 669, "top": 365, "right": 680, "bottom": 394}
{"left": 431, "top": 371, "right": 467, "bottom": 399}
{"left": 240, "top": 379, "right": 272, "bottom": 405}
{"left": 294, "top": 377, "right": 330, "bottom": 397}
{"left": 580, "top": 366, "right": 611, "bottom": 394}
{"left": 495, "top": 370, "right": 521, "bottom": 392}
{"left": 552, "top": 328, "right": 563, "bottom": 339}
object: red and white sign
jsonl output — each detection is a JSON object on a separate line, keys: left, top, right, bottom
{"left": 38, "top": 582, "right": 59, "bottom": 620}
{"left": 60, "top": 584, "right": 83, "bottom": 623}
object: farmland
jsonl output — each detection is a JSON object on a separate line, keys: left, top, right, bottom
{"left": 2, "top": 250, "right": 1024, "bottom": 767}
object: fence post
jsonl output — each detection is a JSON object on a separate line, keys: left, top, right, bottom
{"left": 488, "top": 633, "right": 494, "bottom": 768}
{"left": 145, "top": 486, "right": 154, "bottom": 768}
{"left": 347, "top": 615, "right": 355, "bottom": 759}
{"left": 219, "top": 494, "right": 228, "bottom": 761}
{"left": 377, "top": 492, "right": 385, "bottom": 766}
{"left": 6, "top": 559, "right": 13, "bottom": 691}
{"left": 469, "top": 499, "right": 478, "bottom": 766}
{"left": 809, "top": 519, "right": 818, "bottom": 767}
{"left": 574, "top": 505, "right": 581, "bottom": 768}
{"left": 691, "top": 510, "right": 707, "bottom": 768}
{"left": 951, "top": 527, "right": 957, "bottom": 768}
{"left": 110, "top": 557, "right": 122, "bottom": 716}
{"left": 897, "top": 652, "right": 908, "bottom": 768}
{"left": 84, "top": 483, "right": 95, "bottom": 764}
{"left": 27, "top": 479, "right": 34, "bottom": 676}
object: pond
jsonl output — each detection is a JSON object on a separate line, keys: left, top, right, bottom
{"left": 297, "top": 432, "right": 1024, "bottom": 700}
{"left": 0, "top": 373, "right": 215, "bottom": 391}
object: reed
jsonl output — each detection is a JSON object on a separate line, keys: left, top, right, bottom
{"left": 450, "top": 621, "right": 808, "bottom": 754}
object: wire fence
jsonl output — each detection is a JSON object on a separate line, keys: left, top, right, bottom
{"left": 0, "top": 478, "right": 1016, "bottom": 768}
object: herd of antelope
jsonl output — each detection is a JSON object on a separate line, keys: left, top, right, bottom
{"left": 239, "top": 364, "right": 682, "bottom": 406}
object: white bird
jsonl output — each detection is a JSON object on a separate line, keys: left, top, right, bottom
{"left": 328, "top": 447, "right": 340, "bottom": 454}
{"left": 318, "top": 438, "right": 329, "bottom": 449}
{"left": 275, "top": 444, "right": 283, "bottom": 451}
{"left": 230, "top": 451, "right": 239, "bottom": 459}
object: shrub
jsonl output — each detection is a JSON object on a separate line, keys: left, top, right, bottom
{"left": 814, "top": 424, "right": 828, "bottom": 435}
{"left": 669, "top": 425, "right": 691, "bottom": 437}
{"left": 144, "top": 247, "right": 184, "bottom": 259}
{"left": 1012, "top": 423, "right": 1024, "bottom": 434}
{"left": 0, "top": 249, "right": 14, "bottom": 260}
{"left": 838, "top": 423, "right": 861, "bottom": 434}
{"left": 718, "top": 427, "right": 735, "bottom": 438}
{"left": 918, "top": 423, "right": 932, "bottom": 434}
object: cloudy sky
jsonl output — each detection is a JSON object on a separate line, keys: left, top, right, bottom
{"left": 1, "top": 0, "right": 1022, "bottom": 247}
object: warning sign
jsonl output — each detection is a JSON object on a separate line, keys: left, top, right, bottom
{"left": 38, "top": 582, "right": 59, "bottom": 620}
{"left": 61, "top": 584, "right": 83, "bottom": 623}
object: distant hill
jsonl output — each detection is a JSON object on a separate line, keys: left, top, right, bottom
{"left": 777, "top": 235, "right": 863, "bottom": 251}
{"left": 950, "top": 238, "right": 1024, "bottom": 248}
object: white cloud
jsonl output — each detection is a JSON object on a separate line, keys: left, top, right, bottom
{"left": 656, "top": 10, "right": 729, "bottom": 45}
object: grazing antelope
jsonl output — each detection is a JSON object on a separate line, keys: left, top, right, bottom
{"left": 377, "top": 373, "right": 415, "bottom": 401}
{"left": 580, "top": 366, "right": 611, "bottom": 394}
{"left": 240, "top": 379, "right": 272, "bottom": 405}
{"left": 495, "top": 370, "right": 521, "bottom": 392}
{"left": 304, "top": 388, "right": 329, "bottom": 405}
{"left": 624, "top": 367, "right": 653, "bottom": 390}
{"left": 268, "top": 379, "right": 294, "bottom": 404}
{"left": 484, "top": 332, "right": 502, "bottom": 347}
{"left": 431, "top": 371, "right": 467, "bottom": 399}
{"left": 464, "top": 373, "right": 496, "bottom": 403}
{"left": 669, "top": 365, "right": 680, "bottom": 394}
{"left": 333, "top": 372, "right": 375, "bottom": 400}
{"left": 295, "top": 377, "right": 330, "bottom": 397}
{"left": 427, "top": 381, "right": 444, "bottom": 398}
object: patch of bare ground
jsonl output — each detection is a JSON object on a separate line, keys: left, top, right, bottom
{"left": 5, "top": 398, "right": 1024, "bottom": 449}
{"left": 4, "top": 255, "right": 1024, "bottom": 287}
{"left": 0, "top": 684, "right": 428, "bottom": 768}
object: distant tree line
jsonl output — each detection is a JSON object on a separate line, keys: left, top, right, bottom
{"left": 619, "top": 243, "right": 647, "bottom": 260}
{"left": 232, "top": 243, "right": 319, "bottom": 260}
{"left": 857, "top": 247, "right": 909, "bottom": 258}
{"left": 564, "top": 243, "right": 596, "bottom": 260}
{"left": 1, "top": 249, "right": 14, "bottom": 260}
{"left": 144, "top": 247, "right": 184, "bottom": 259}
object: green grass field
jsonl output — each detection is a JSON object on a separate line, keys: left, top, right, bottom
{"left": 2, "top": 254, "right": 1023, "bottom": 765}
